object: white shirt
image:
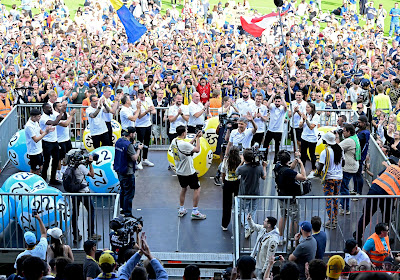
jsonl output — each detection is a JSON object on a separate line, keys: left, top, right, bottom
{"left": 344, "top": 249, "right": 371, "bottom": 265}
{"left": 301, "top": 114, "right": 320, "bottom": 143}
{"left": 249, "top": 104, "right": 268, "bottom": 133}
{"left": 86, "top": 106, "right": 108, "bottom": 136}
{"left": 168, "top": 104, "right": 189, "bottom": 134}
{"left": 102, "top": 98, "right": 114, "bottom": 122}
{"left": 218, "top": 106, "right": 236, "bottom": 116}
{"left": 120, "top": 106, "right": 136, "bottom": 130}
{"left": 39, "top": 113, "right": 57, "bottom": 142}
{"left": 133, "top": 98, "right": 153, "bottom": 127}
{"left": 53, "top": 112, "right": 70, "bottom": 143}
{"left": 171, "top": 138, "right": 196, "bottom": 176}
{"left": 14, "top": 237, "right": 48, "bottom": 268}
{"left": 319, "top": 146, "right": 344, "bottom": 180}
{"left": 188, "top": 101, "right": 205, "bottom": 127}
{"left": 236, "top": 98, "right": 255, "bottom": 116}
{"left": 291, "top": 100, "right": 307, "bottom": 128}
{"left": 229, "top": 128, "right": 254, "bottom": 149}
{"left": 25, "top": 119, "right": 42, "bottom": 155}
{"left": 268, "top": 104, "right": 286, "bottom": 133}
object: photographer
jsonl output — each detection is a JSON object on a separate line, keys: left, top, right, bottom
{"left": 274, "top": 150, "right": 306, "bottom": 246}
{"left": 114, "top": 127, "right": 143, "bottom": 217}
{"left": 236, "top": 149, "right": 267, "bottom": 239}
{"left": 69, "top": 152, "right": 101, "bottom": 242}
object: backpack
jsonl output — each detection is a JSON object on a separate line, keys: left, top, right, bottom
{"left": 274, "top": 164, "right": 302, "bottom": 196}
{"left": 62, "top": 166, "right": 84, "bottom": 193}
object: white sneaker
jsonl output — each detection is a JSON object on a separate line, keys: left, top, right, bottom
{"left": 142, "top": 159, "right": 154, "bottom": 167}
{"left": 136, "top": 162, "right": 143, "bottom": 170}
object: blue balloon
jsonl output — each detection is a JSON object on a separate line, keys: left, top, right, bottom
{"left": 87, "top": 146, "right": 120, "bottom": 193}
{"left": 1, "top": 172, "right": 48, "bottom": 219}
{"left": 16, "top": 187, "right": 70, "bottom": 238}
{"left": 8, "top": 130, "right": 30, "bottom": 172}
{"left": 0, "top": 190, "right": 12, "bottom": 235}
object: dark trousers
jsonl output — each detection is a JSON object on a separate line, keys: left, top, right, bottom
{"left": 42, "top": 141, "right": 59, "bottom": 181}
{"left": 300, "top": 139, "right": 317, "bottom": 170}
{"left": 136, "top": 126, "right": 151, "bottom": 159}
{"left": 168, "top": 133, "right": 178, "bottom": 143}
{"left": 222, "top": 179, "right": 240, "bottom": 228}
{"left": 105, "top": 121, "right": 113, "bottom": 145}
{"left": 251, "top": 132, "right": 264, "bottom": 147}
{"left": 118, "top": 173, "right": 136, "bottom": 216}
{"left": 356, "top": 184, "right": 392, "bottom": 246}
{"left": 187, "top": 126, "right": 196, "bottom": 134}
{"left": 92, "top": 132, "right": 111, "bottom": 149}
{"left": 264, "top": 131, "right": 282, "bottom": 163}
{"left": 354, "top": 161, "right": 365, "bottom": 195}
{"left": 71, "top": 195, "right": 95, "bottom": 236}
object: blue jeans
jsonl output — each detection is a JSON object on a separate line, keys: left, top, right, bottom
{"left": 354, "top": 162, "right": 364, "bottom": 195}
{"left": 390, "top": 21, "right": 399, "bottom": 37}
{"left": 241, "top": 199, "right": 258, "bottom": 229}
{"left": 118, "top": 173, "right": 136, "bottom": 216}
{"left": 340, "top": 172, "right": 356, "bottom": 210}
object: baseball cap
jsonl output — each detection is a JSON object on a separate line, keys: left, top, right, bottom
{"left": 344, "top": 239, "right": 357, "bottom": 253}
{"left": 47, "top": 227, "right": 63, "bottom": 239}
{"left": 236, "top": 256, "right": 256, "bottom": 272}
{"left": 24, "top": 231, "right": 37, "bottom": 246}
{"left": 99, "top": 251, "right": 116, "bottom": 265}
{"left": 123, "top": 126, "right": 136, "bottom": 136}
{"left": 383, "top": 256, "right": 394, "bottom": 265}
{"left": 358, "top": 115, "right": 368, "bottom": 123}
{"left": 326, "top": 255, "right": 345, "bottom": 279}
{"left": 300, "top": 221, "right": 312, "bottom": 232}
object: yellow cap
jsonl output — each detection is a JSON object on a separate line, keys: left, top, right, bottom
{"left": 326, "top": 255, "right": 345, "bottom": 279}
{"left": 99, "top": 252, "right": 115, "bottom": 265}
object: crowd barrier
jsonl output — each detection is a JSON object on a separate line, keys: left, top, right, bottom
{"left": 0, "top": 192, "right": 117, "bottom": 251}
{"left": 233, "top": 195, "right": 400, "bottom": 264}
{"left": 315, "top": 109, "right": 358, "bottom": 127}
{"left": 0, "top": 107, "right": 18, "bottom": 170}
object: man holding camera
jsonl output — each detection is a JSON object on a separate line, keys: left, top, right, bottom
{"left": 171, "top": 125, "right": 206, "bottom": 220}
{"left": 70, "top": 153, "right": 101, "bottom": 242}
{"left": 188, "top": 92, "right": 209, "bottom": 133}
{"left": 114, "top": 127, "right": 143, "bottom": 217}
{"left": 236, "top": 149, "right": 267, "bottom": 238}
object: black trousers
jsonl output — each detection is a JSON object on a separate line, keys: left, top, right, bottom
{"left": 222, "top": 179, "right": 240, "bottom": 228}
{"left": 264, "top": 131, "right": 282, "bottom": 163}
{"left": 251, "top": 132, "right": 264, "bottom": 147}
{"left": 300, "top": 139, "right": 317, "bottom": 170}
{"left": 42, "top": 141, "right": 59, "bottom": 181}
{"left": 92, "top": 132, "right": 111, "bottom": 149}
{"left": 136, "top": 126, "right": 151, "bottom": 159}
{"left": 71, "top": 195, "right": 95, "bottom": 236}
{"left": 105, "top": 121, "right": 113, "bottom": 145}
{"left": 168, "top": 133, "right": 178, "bottom": 144}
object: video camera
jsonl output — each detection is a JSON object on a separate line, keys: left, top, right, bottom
{"left": 194, "top": 124, "right": 205, "bottom": 134}
{"left": 219, "top": 113, "right": 239, "bottom": 130}
{"left": 133, "top": 141, "right": 148, "bottom": 150}
{"left": 64, "top": 149, "right": 99, "bottom": 166}
{"left": 250, "top": 143, "right": 267, "bottom": 164}
{"left": 110, "top": 215, "right": 143, "bottom": 239}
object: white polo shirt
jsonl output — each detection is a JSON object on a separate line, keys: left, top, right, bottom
{"left": 86, "top": 106, "right": 108, "bottom": 136}
{"left": 268, "top": 104, "right": 286, "bottom": 133}
{"left": 236, "top": 98, "right": 255, "bottom": 116}
{"left": 168, "top": 104, "right": 189, "bottom": 134}
{"left": 25, "top": 119, "right": 42, "bottom": 155}
{"left": 229, "top": 128, "right": 254, "bottom": 149}
{"left": 290, "top": 100, "right": 307, "bottom": 128}
{"left": 120, "top": 106, "right": 136, "bottom": 130}
{"left": 39, "top": 113, "right": 57, "bottom": 142}
{"left": 188, "top": 101, "right": 205, "bottom": 127}
{"left": 132, "top": 99, "right": 153, "bottom": 127}
{"left": 301, "top": 113, "right": 320, "bottom": 143}
{"left": 102, "top": 98, "right": 114, "bottom": 122}
{"left": 249, "top": 104, "right": 268, "bottom": 133}
{"left": 53, "top": 112, "right": 70, "bottom": 143}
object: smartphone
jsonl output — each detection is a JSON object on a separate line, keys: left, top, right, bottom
{"left": 214, "top": 272, "right": 222, "bottom": 280}
{"left": 32, "top": 209, "right": 38, "bottom": 217}
{"left": 274, "top": 256, "right": 280, "bottom": 261}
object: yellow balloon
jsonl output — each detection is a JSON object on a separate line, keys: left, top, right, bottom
{"left": 202, "top": 117, "right": 220, "bottom": 152}
{"left": 307, "top": 126, "right": 336, "bottom": 158}
{"left": 167, "top": 135, "right": 213, "bottom": 177}
{"left": 83, "top": 119, "right": 122, "bottom": 152}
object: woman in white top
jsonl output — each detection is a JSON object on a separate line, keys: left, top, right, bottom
{"left": 300, "top": 102, "right": 320, "bottom": 172}
{"left": 317, "top": 132, "right": 344, "bottom": 229}
{"left": 46, "top": 227, "right": 74, "bottom": 263}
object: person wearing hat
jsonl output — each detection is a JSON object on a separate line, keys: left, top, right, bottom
{"left": 326, "top": 255, "right": 345, "bottom": 280}
{"left": 83, "top": 240, "right": 101, "bottom": 280}
{"left": 315, "top": 132, "right": 344, "bottom": 229}
{"left": 383, "top": 256, "right": 395, "bottom": 274}
{"left": 114, "top": 127, "right": 143, "bottom": 217}
{"left": 288, "top": 221, "right": 317, "bottom": 280}
{"left": 0, "top": 88, "right": 11, "bottom": 120}
{"left": 46, "top": 227, "right": 74, "bottom": 263}
{"left": 14, "top": 214, "right": 47, "bottom": 269}
{"left": 344, "top": 239, "right": 370, "bottom": 264}
{"left": 24, "top": 108, "right": 54, "bottom": 175}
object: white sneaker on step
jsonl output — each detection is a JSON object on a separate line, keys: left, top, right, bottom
{"left": 142, "top": 159, "right": 154, "bottom": 167}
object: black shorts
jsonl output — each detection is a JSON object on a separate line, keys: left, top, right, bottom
{"left": 59, "top": 140, "right": 73, "bottom": 159}
{"left": 29, "top": 153, "right": 43, "bottom": 171}
{"left": 177, "top": 173, "right": 200, "bottom": 189}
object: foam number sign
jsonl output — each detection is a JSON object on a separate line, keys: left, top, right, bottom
{"left": 167, "top": 135, "right": 213, "bottom": 177}
{"left": 1, "top": 172, "right": 48, "bottom": 219}
{"left": 203, "top": 116, "right": 220, "bottom": 153}
{"left": 0, "top": 191, "right": 11, "bottom": 235}
{"left": 7, "top": 130, "right": 30, "bottom": 172}
{"left": 83, "top": 120, "right": 122, "bottom": 152}
{"left": 86, "top": 146, "right": 120, "bottom": 193}
{"left": 307, "top": 126, "right": 336, "bottom": 158}
{"left": 16, "top": 186, "right": 70, "bottom": 238}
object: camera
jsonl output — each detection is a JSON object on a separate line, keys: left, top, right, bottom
{"left": 251, "top": 143, "right": 267, "bottom": 164}
{"left": 64, "top": 149, "right": 99, "bottom": 166}
{"left": 110, "top": 215, "right": 143, "bottom": 239}
{"left": 194, "top": 124, "right": 205, "bottom": 134}
{"left": 351, "top": 121, "right": 359, "bottom": 128}
{"left": 133, "top": 141, "right": 148, "bottom": 150}
{"left": 219, "top": 113, "right": 238, "bottom": 130}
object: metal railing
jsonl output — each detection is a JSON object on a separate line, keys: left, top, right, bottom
{"left": 364, "top": 136, "right": 389, "bottom": 186}
{"left": 0, "top": 193, "right": 116, "bottom": 250}
{"left": 0, "top": 107, "right": 18, "bottom": 170}
{"left": 233, "top": 194, "right": 400, "bottom": 263}
{"left": 316, "top": 109, "right": 358, "bottom": 127}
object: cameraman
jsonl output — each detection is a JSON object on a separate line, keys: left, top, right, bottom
{"left": 114, "top": 127, "right": 143, "bottom": 217}
{"left": 70, "top": 153, "right": 101, "bottom": 242}
{"left": 236, "top": 149, "right": 267, "bottom": 239}
{"left": 274, "top": 150, "right": 306, "bottom": 245}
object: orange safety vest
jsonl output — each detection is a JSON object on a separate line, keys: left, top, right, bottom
{"left": 366, "top": 233, "right": 390, "bottom": 266}
{"left": 0, "top": 97, "right": 11, "bottom": 118}
{"left": 373, "top": 165, "right": 400, "bottom": 195}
